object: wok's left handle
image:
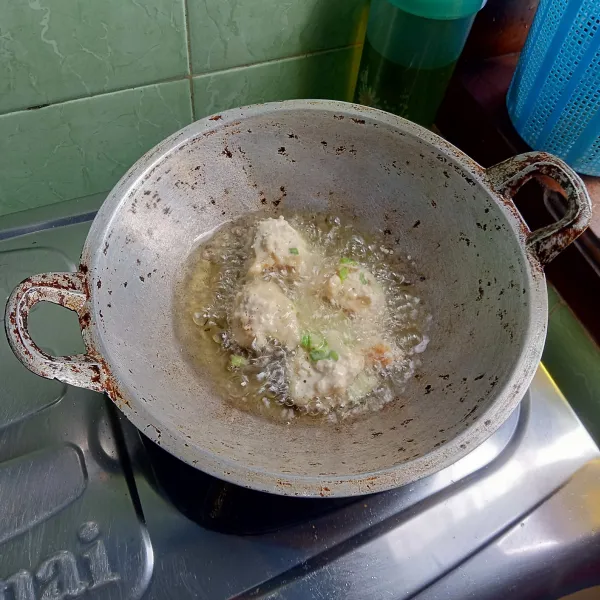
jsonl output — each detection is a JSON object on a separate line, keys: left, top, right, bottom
{"left": 4, "top": 271, "right": 106, "bottom": 392}
{"left": 486, "top": 152, "right": 592, "bottom": 265}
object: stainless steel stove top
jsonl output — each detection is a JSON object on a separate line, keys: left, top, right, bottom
{"left": 1, "top": 210, "right": 600, "bottom": 600}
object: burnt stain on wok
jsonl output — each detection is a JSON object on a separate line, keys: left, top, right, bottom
{"left": 79, "top": 311, "right": 91, "bottom": 329}
{"left": 146, "top": 423, "right": 162, "bottom": 441}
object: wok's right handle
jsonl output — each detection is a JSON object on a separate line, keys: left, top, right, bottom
{"left": 4, "top": 272, "right": 106, "bottom": 392}
{"left": 486, "top": 152, "right": 592, "bottom": 265}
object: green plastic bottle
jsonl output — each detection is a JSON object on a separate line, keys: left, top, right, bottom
{"left": 354, "top": 0, "right": 486, "bottom": 128}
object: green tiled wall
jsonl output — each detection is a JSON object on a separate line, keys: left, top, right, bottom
{"left": 543, "top": 286, "right": 600, "bottom": 444}
{"left": 0, "top": 0, "right": 368, "bottom": 217}
{"left": 193, "top": 46, "right": 362, "bottom": 119}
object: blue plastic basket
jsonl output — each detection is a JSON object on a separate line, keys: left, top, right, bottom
{"left": 507, "top": 0, "right": 600, "bottom": 176}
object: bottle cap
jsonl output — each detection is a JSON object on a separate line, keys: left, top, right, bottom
{"left": 390, "top": 0, "right": 486, "bottom": 20}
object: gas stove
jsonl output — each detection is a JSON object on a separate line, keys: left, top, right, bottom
{"left": 1, "top": 204, "right": 600, "bottom": 600}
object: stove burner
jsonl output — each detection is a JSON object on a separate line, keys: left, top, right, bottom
{"left": 141, "top": 435, "right": 358, "bottom": 535}
{"left": 3, "top": 210, "right": 599, "bottom": 600}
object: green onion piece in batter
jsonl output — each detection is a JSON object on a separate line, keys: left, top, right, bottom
{"left": 340, "top": 257, "right": 357, "bottom": 265}
{"left": 339, "top": 267, "right": 349, "bottom": 282}
{"left": 289, "top": 247, "right": 299, "bottom": 255}
{"left": 302, "top": 332, "right": 328, "bottom": 353}
{"left": 310, "top": 349, "right": 329, "bottom": 362}
{"left": 328, "top": 350, "right": 339, "bottom": 361}
{"left": 309, "top": 333, "right": 326, "bottom": 350}
{"left": 230, "top": 355, "right": 247, "bottom": 368}
{"left": 359, "top": 272, "right": 368, "bottom": 285}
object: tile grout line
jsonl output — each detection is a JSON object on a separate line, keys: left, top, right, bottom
{"left": 0, "top": 43, "right": 362, "bottom": 118}
{"left": 182, "top": 0, "right": 196, "bottom": 122}
{"left": 0, "top": 75, "right": 190, "bottom": 118}
{"left": 548, "top": 287, "right": 565, "bottom": 317}
{"left": 191, "top": 43, "right": 363, "bottom": 79}
{"left": 548, "top": 301, "right": 563, "bottom": 317}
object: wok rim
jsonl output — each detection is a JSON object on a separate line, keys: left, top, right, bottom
{"left": 80, "top": 99, "right": 547, "bottom": 497}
